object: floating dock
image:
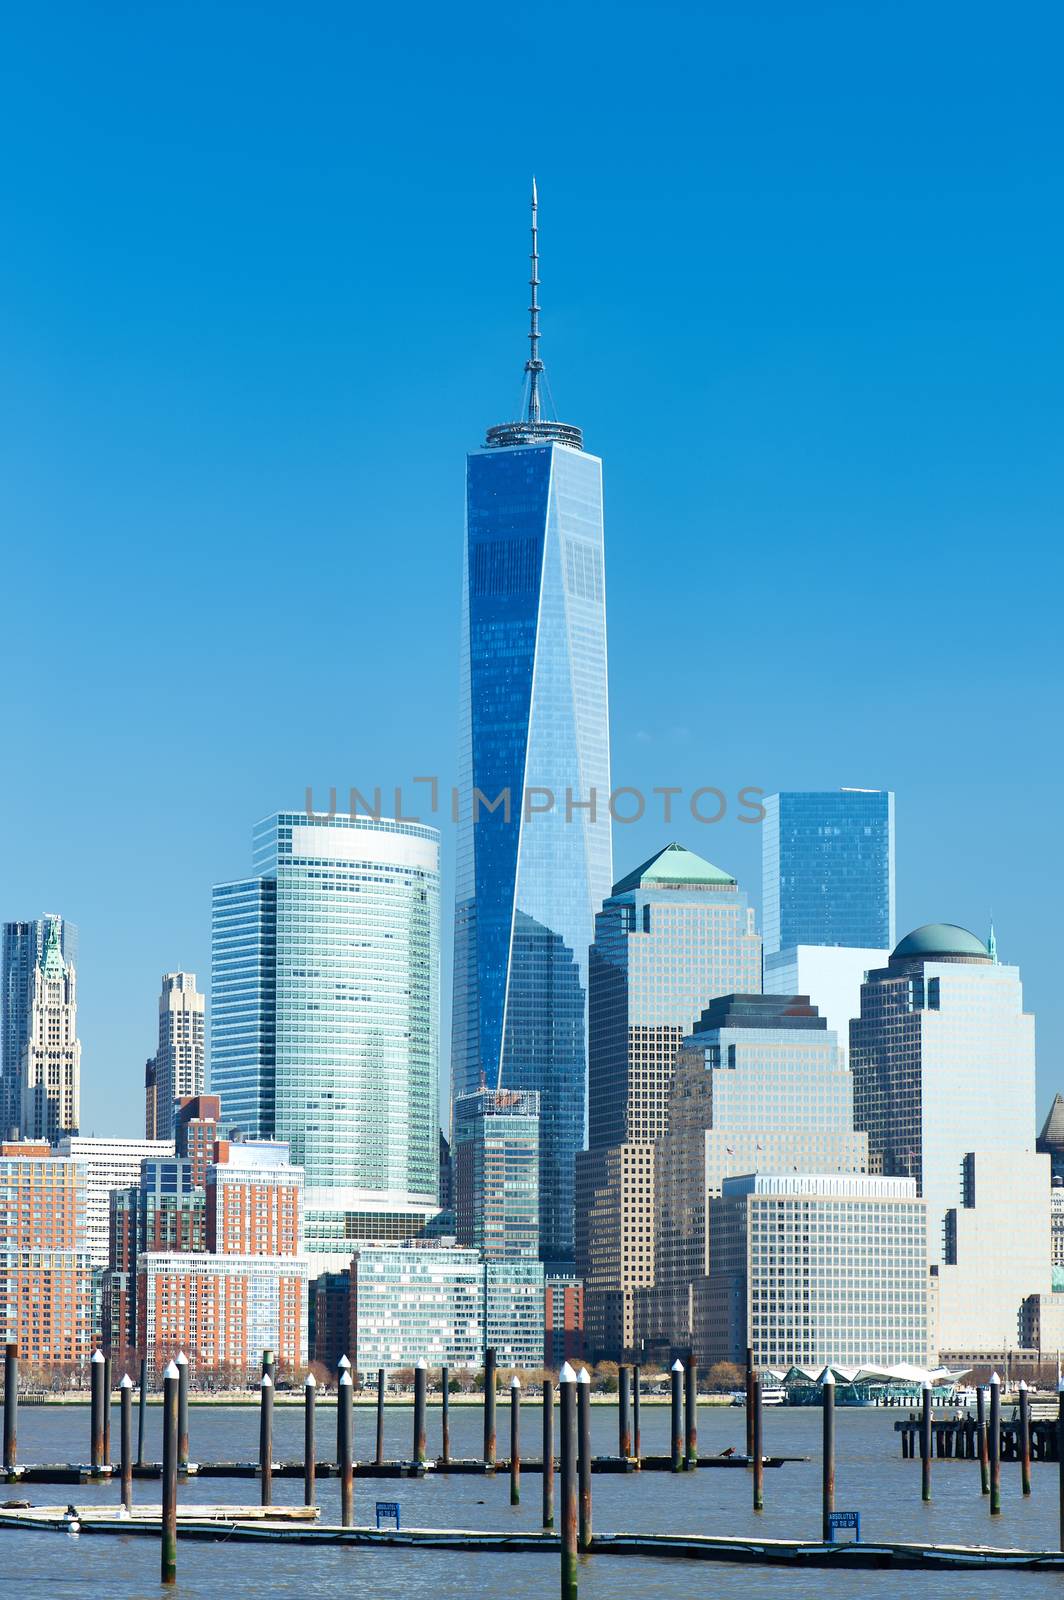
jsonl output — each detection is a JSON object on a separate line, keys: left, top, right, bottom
{"left": 1, "top": 1504, "right": 1062, "bottom": 1570}
{"left": 3, "top": 1452, "right": 804, "bottom": 1485}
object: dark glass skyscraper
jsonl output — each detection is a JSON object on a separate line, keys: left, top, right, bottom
{"left": 762, "top": 789, "right": 895, "bottom": 954}
{"left": 452, "top": 186, "right": 612, "bottom": 1266}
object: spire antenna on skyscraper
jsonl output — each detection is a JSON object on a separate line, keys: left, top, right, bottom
{"left": 526, "top": 177, "right": 543, "bottom": 424}
{"left": 484, "top": 184, "right": 583, "bottom": 450}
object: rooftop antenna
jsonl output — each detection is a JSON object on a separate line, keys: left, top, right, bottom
{"left": 526, "top": 178, "right": 543, "bottom": 423}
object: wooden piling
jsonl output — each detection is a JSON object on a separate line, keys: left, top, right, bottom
{"left": 136, "top": 1356, "right": 147, "bottom": 1469}
{"left": 632, "top": 1364, "right": 641, "bottom": 1465}
{"left": 559, "top": 1364, "right": 578, "bottom": 1600}
{"left": 303, "top": 1373, "right": 316, "bottom": 1507}
{"left": 821, "top": 1372, "right": 835, "bottom": 1542}
{"left": 618, "top": 1365, "right": 631, "bottom": 1460}
{"left": 484, "top": 1347, "right": 497, "bottom": 1467}
{"left": 161, "top": 1360, "right": 179, "bottom": 1584}
{"left": 510, "top": 1376, "right": 521, "bottom": 1505}
{"left": 920, "top": 1381, "right": 932, "bottom": 1502}
{"left": 670, "top": 1360, "right": 683, "bottom": 1472}
{"left": 542, "top": 1376, "right": 555, "bottom": 1528}
{"left": 1057, "top": 1384, "right": 1064, "bottom": 1551}
{"left": 176, "top": 1352, "right": 189, "bottom": 1470}
{"left": 977, "top": 1385, "right": 990, "bottom": 1494}
{"left": 746, "top": 1344, "right": 755, "bottom": 1462}
{"left": 684, "top": 1358, "right": 697, "bottom": 1469}
{"left": 578, "top": 1368, "right": 592, "bottom": 1552}
{"left": 338, "top": 1370, "right": 354, "bottom": 1528}
{"left": 441, "top": 1366, "right": 450, "bottom": 1465}
{"left": 337, "top": 1355, "right": 351, "bottom": 1469}
{"left": 752, "top": 1377, "right": 764, "bottom": 1511}
{"left": 1019, "top": 1380, "right": 1031, "bottom": 1496}
{"left": 989, "top": 1372, "right": 1001, "bottom": 1515}
{"left": 119, "top": 1374, "right": 133, "bottom": 1510}
{"left": 102, "top": 1354, "right": 112, "bottom": 1466}
{"left": 413, "top": 1359, "right": 428, "bottom": 1466}
{"left": 375, "top": 1366, "right": 385, "bottom": 1466}
{"left": 90, "top": 1349, "right": 105, "bottom": 1471}
{"left": 259, "top": 1372, "right": 274, "bottom": 1507}
{"left": 3, "top": 1343, "right": 16, "bottom": 1472}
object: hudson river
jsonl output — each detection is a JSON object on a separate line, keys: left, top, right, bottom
{"left": 3, "top": 1400, "right": 1060, "bottom": 1596}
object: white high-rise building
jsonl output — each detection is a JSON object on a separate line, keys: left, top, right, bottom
{"left": 151, "top": 973, "right": 205, "bottom": 1140}
{"left": 852, "top": 924, "right": 1036, "bottom": 1267}
{"left": 57, "top": 1134, "right": 175, "bottom": 1267}
{"left": 20, "top": 917, "right": 81, "bottom": 1141}
{"left": 763, "top": 945, "right": 889, "bottom": 1065}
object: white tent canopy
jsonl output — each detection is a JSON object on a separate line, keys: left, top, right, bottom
{"left": 770, "top": 1362, "right": 969, "bottom": 1387}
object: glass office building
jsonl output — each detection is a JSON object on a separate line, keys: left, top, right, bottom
{"left": 452, "top": 198, "right": 612, "bottom": 1267}
{"left": 851, "top": 922, "right": 1036, "bottom": 1266}
{"left": 212, "top": 812, "right": 441, "bottom": 1269}
{"left": 762, "top": 790, "right": 895, "bottom": 954}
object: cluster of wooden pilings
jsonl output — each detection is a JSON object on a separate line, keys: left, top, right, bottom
{"left": 8, "top": 1343, "right": 1064, "bottom": 1593}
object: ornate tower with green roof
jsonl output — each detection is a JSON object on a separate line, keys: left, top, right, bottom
{"left": 576, "top": 842, "right": 761, "bottom": 1359}
{"left": 20, "top": 915, "right": 81, "bottom": 1141}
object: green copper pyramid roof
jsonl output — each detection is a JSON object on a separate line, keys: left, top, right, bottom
{"left": 612, "top": 842, "right": 736, "bottom": 897}
{"left": 41, "top": 917, "right": 66, "bottom": 978}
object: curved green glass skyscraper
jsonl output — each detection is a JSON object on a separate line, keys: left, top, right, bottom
{"left": 452, "top": 187, "right": 612, "bottom": 1265}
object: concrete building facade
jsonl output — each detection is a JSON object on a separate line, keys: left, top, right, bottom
{"left": 577, "top": 843, "right": 761, "bottom": 1359}
{"left": 705, "top": 1172, "right": 928, "bottom": 1370}
{"left": 150, "top": 972, "right": 206, "bottom": 1141}
{"left": 649, "top": 994, "right": 868, "bottom": 1358}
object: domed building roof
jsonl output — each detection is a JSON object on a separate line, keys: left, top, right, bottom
{"left": 891, "top": 923, "right": 989, "bottom": 962}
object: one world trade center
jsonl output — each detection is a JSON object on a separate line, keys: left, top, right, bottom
{"left": 452, "top": 185, "right": 612, "bottom": 1266}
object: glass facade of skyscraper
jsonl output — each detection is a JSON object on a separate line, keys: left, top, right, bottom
{"left": 212, "top": 812, "right": 441, "bottom": 1269}
{"left": 453, "top": 439, "right": 612, "bottom": 1266}
{"left": 762, "top": 790, "right": 895, "bottom": 954}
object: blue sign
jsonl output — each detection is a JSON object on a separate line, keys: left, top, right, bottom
{"left": 827, "top": 1510, "right": 860, "bottom": 1542}
{"left": 375, "top": 1501, "right": 401, "bottom": 1530}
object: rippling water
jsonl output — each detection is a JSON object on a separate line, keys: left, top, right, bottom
{"left": 2, "top": 1400, "right": 1060, "bottom": 1597}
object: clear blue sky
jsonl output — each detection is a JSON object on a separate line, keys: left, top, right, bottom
{"left": 1, "top": 1, "right": 1061, "bottom": 1136}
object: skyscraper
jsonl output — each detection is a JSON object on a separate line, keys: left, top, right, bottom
{"left": 851, "top": 922, "right": 1036, "bottom": 1266}
{"left": 651, "top": 993, "right": 868, "bottom": 1360}
{"left": 19, "top": 917, "right": 81, "bottom": 1141}
{"left": 576, "top": 842, "right": 762, "bottom": 1357}
{"left": 452, "top": 184, "right": 612, "bottom": 1267}
{"left": 762, "top": 790, "right": 895, "bottom": 954}
{"left": 150, "top": 972, "right": 206, "bottom": 1140}
{"left": 453, "top": 1087, "right": 540, "bottom": 1260}
{"left": 212, "top": 810, "right": 441, "bottom": 1270}
{"left": 2, "top": 915, "right": 78, "bottom": 1138}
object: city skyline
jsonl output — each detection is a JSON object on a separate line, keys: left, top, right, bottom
{"left": 2, "top": 2, "right": 1061, "bottom": 1136}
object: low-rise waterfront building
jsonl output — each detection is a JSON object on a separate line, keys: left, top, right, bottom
{"left": 485, "top": 1259, "right": 545, "bottom": 1368}
{"left": 350, "top": 1242, "right": 485, "bottom": 1375}
{"left": 935, "top": 1149, "right": 1055, "bottom": 1354}
{"left": 138, "top": 1251, "right": 307, "bottom": 1379}
{"left": 545, "top": 1273, "right": 585, "bottom": 1368}
{"left": 704, "top": 1172, "right": 928, "bottom": 1369}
